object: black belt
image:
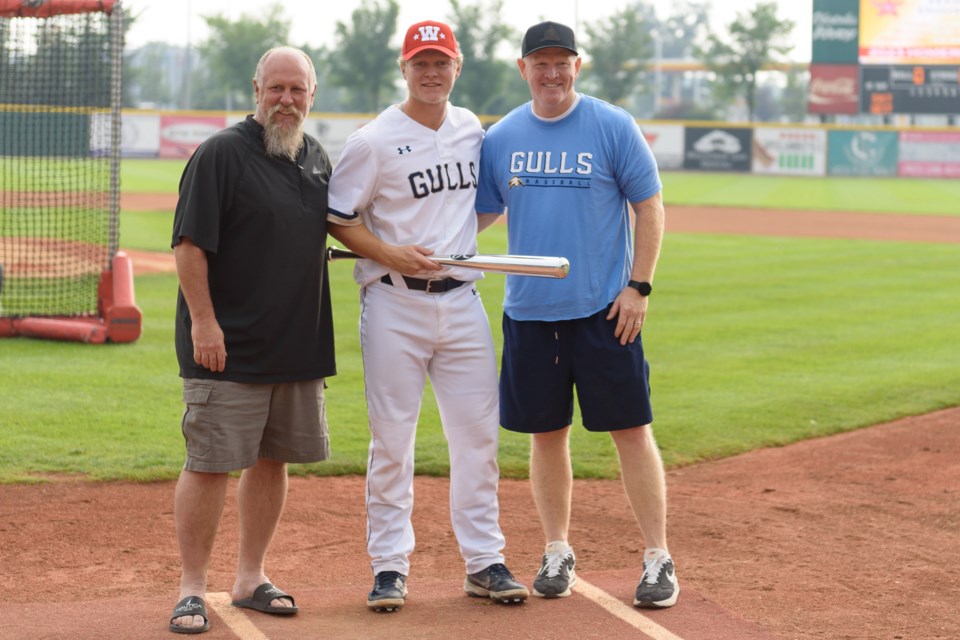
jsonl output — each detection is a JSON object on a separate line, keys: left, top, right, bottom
{"left": 380, "top": 274, "right": 468, "bottom": 293}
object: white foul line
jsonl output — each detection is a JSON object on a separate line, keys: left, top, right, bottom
{"left": 204, "top": 583, "right": 684, "bottom": 640}
{"left": 205, "top": 592, "right": 272, "bottom": 640}
{"left": 574, "top": 578, "right": 686, "bottom": 640}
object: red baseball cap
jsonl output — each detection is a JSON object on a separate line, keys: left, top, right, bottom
{"left": 402, "top": 20, "right": 459, "bottom": 60}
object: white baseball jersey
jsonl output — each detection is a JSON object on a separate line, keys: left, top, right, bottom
{"left": 326, "top": 103, "right": 506, "bottom": 577}
{"left": 327, "top": 104, "right": 483, "bottom": 285}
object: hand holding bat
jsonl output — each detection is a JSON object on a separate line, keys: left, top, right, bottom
{"left": 327, "top": 246, "right": 569, "bottom": 279}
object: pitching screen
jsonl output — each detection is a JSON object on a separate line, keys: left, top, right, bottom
{"left": 0, "top": 1, "right": 121, "bottom": 318}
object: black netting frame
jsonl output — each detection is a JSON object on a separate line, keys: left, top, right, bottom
{"left": 0, "top": 3, "right": 122, "bottom": 319}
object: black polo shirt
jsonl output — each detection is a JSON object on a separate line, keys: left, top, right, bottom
{"left": 172, "top": 115, "right": 336, "bottom": 383}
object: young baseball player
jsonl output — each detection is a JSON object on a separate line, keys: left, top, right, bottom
{"left": 325, "top": 20, "right": 528, "bottom": 612}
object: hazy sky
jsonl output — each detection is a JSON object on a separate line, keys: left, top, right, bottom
{"left": 124, "top": 0, "right": 814, "bottom": 61}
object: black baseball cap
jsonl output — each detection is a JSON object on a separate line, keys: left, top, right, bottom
{"left": 521, "top": 21, "right": 578, "bottom": 57}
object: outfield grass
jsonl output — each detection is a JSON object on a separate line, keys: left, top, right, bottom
{"left": 660, "top": 172, "right": 960, "bottom": 216}
{"left": 2, "top": 161, "right": 958, "bottom": 482}
{"left": 2, "top": 217, "right": 958, "bottom": 483}
{"left": 121, "top": 210, "right": 175, "bottom": 252}
{"left": 117, "top": 158, "right": 960, "bottom": 216}
{"left": 7, "top": 157, "right": 958, "bottom": 216}
{"left": 121, "top": 159, "right": 186, "bottom": 193}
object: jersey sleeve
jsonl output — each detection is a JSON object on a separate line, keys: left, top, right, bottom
{"left": 617, "top": 117, "right": 662, "bottom": 205}
{"left": 475, "top": 133, "right": 506, "bottom": 215}
{"left": 327, "top": 131, "right": 377, "bottom": 228}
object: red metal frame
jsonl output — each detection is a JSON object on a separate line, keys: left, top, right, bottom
{"left": 0, "top": 0, "right": 116, "bottom": 18}
{"left": 0, "top": 251, "right": 142, "bottom": 343}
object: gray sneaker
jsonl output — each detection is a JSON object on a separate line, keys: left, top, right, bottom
{"left": 533, "top": 544, "right": 577, "bottom": 598}
{"left": 464, "top": 563, "right": 529, "bottom": 603}
{"left": 633, "top": 550, "right": 679, "bottom": 608}
{"left": 367, "top": 571, "right": 407, "bottom": 612}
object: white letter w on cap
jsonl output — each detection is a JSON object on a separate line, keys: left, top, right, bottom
{"left": 418, "top": 25, "right": 442, "bottom": 42}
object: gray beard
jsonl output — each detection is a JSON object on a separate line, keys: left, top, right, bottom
{"left": 263, "top": 115, "right": 304, "bottom": 162}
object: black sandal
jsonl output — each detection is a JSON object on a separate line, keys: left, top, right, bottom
{"left": 169, "top": 595, "right": 210, "bottom": 634}
{"left": 231, "top": 582, "right": 299, "bottom": 615}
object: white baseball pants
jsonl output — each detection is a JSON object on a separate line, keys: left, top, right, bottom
{"left": 359, "top": 277, "right": 505, "bottom": 576}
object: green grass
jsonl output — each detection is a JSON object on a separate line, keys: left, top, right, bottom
{"left": 0, "top": 204, "right": 110, "bottom": 245}
{"left": 114, "top": 159, "right": 960, "bottom": 216}
{"left": 120, "top": 159, "right": 187, "bottom": 192}
{"left": 3, "top": 161, "right": 959, "bottom": 483}
{"left": 660, "top": 172, "right": 960, "bottom": 216}
{"left": 2, "top": 220, "right": 958, "bottom": 483}
{"left": 647, "top": 233, "right": 960, "bottom": 464}
{"left": 121, "top": 210, "right": 174, "bottom": 251}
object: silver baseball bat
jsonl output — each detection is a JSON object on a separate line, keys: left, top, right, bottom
{"left": 326, "top": 246, "right": 569, "bottom": 279}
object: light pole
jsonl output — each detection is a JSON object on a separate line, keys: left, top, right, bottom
{"left": 651, "top": 29, "right": 662, "bottom": 116}
{"left": 182, "top": 0, "right": 193, "bottom": 110}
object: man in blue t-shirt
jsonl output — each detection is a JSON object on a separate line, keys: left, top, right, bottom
{"left": 475, "top": 21, "right": 679, "bottom": 609}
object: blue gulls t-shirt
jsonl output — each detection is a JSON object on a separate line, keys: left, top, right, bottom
{"left": 476, "top": 94, "right": 661, "bottom": 321}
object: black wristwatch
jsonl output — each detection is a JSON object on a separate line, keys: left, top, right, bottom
{"left": 627, "top": 280, "right": 653, "bottom": 296}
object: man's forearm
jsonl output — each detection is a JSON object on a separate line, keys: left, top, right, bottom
{"left": 328, "top": 223, "right": 439, "bottom": 275}
{"left": 630, "top": 192, "right": 665, "bottom": 282}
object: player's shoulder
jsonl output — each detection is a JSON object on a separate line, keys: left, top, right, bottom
{"left": 446, "top": 104, "right": 482, "bottom": 128}
{"left": 338, "top": 108, "right": 392, "bottom": 151}
{"left": 336, "top": 106, "right": 407, "bottom": 167}
{"left": 347, "top": 106, "right": 404, "bottom": 142}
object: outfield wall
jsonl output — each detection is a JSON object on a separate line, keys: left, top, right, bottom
{"left": 88, "top": 110, "right": 960, "bottom": 180}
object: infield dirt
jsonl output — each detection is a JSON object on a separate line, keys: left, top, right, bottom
{"left": 2, "top": 196, "right": 958, "bottom": 639}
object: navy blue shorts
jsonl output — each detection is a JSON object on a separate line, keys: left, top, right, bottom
{"left": 499, "top": 305, "right": 653, "bottom": 433}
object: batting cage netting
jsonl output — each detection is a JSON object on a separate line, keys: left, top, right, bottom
{"left": 1, "top": 0, "right": 140, "bottom": 343}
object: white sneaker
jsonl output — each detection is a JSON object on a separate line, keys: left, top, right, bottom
{"left": 634, "top": 548, "right": 679, "bottom": 608}
{"left": 533, "top": 541, "right": 577, "bottom": 598}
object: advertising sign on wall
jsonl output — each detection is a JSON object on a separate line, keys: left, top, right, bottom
{"left": 683, "top": 127, "right": 752, "bottom": 172}
{"left": 812, "top": 0, "right": 860, "bottom": 64}
{"left": 639, "top": 123, "right": 684, "bottom": 170}
{"left": 752, "top": 128, "right": 827, "bottom": 176}
{"left": 120, "top": 114, "right": 163, "bottom": 158}
{"left": 827, "top": 130, "right": 899, "bottom": 176}
{"left": 93, "top": 113, "right": 163, "bottom": 158}
{"left": 859, "top": 0, "right": 960, "bottom": 65}
{"left": 159, "top": 115, "right": 227, "bottom": 159}
{"left": 898, "top": 131, "right": 960, "bottom": 177}
{"left": 809, "top": 64, "right": 860, "bottom": 113}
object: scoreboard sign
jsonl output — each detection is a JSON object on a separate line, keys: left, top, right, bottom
{"left": 860, "top": 64, "right": 960, "bottom": 114}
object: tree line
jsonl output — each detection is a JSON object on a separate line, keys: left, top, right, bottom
{"left": 121, "top": 0, "right": 801, "bottom": 121}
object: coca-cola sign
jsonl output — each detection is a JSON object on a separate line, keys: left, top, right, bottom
{"left": 808, "top": 65, "right": 860, "bottom": 113}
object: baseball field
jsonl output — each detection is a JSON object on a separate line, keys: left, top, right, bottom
{"left": 1, "top": 161, "right": 958, "bottom": 639}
